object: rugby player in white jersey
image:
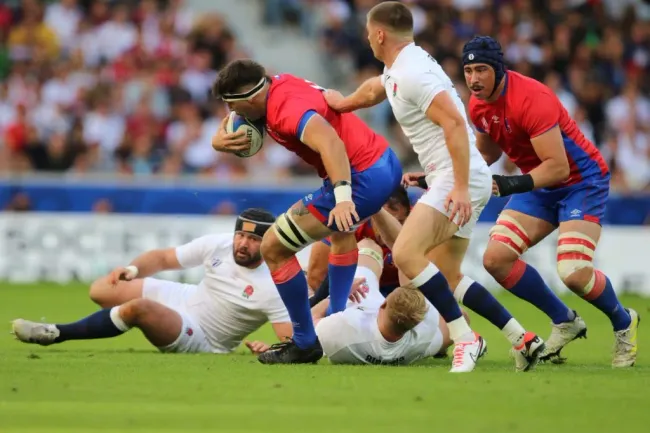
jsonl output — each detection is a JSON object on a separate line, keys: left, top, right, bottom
{"left": 247, "top": 212, "right": 475, "bottom": 366}
{"left": 11, "top": 209, "right": 293, "bottom": 354}
{"left": 324, "top": 1, "right": 543, "bottom": 372}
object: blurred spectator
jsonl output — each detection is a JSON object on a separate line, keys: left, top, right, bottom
{"left": 0, "top": 0, "right": 648, "bottom": 198}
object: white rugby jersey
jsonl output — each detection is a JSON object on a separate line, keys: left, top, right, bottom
{"left": 316, "top": 302, "right": 443, "bottom": 366}
{"left": 175, "top": 234, "right": 289, "bottom": 352}
{"left": 381, "top": 43, "right": 486, "bottom": 178}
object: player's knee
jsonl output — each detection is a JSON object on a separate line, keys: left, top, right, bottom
{"left": 263, "top": 212, "right": 313, "bottom": 263}
{"left": 391, "top": 241, "right": 410, "bottom": 272}
{"left": 482, "top": 248, "right": 511, "bottom": 280}
{"left": 556, "top": 231, "right": 597, "bottom": 294}
{"left": 89, "top": 278, "right": 110, "bottom": 307}
{"left": 119, "top": 298, "right": 155, "bottom": 323}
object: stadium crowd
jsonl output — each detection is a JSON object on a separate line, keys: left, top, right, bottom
{"left": 0, "top": 0, "right": 649, "bottom": 194}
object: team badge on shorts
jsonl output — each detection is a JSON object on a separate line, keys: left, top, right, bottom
{"left": 242, "top": 285, "right": 255, "bottom": 299}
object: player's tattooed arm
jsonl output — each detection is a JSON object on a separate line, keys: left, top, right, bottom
{"left": 324, "top": 76, "right": 386, "bottom": 112}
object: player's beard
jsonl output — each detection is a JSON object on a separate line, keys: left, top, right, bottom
{"left": 233, "top": 246, "right": 262, "bottom": 267}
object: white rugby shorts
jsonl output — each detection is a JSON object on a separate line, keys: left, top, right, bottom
{"left": 142, "top": 278, "right": 213, "bottom": 354}
{"left": 417, "top": 165, "right": 492, "bottom": 239}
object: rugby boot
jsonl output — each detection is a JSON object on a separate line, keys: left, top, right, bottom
{"left": 450, "top": 333, "right": 487, "bottom": 373}
{"left": 612, "top": 308, "right": 640, "bottom": 368}
{"left": 258, "top": 338, "right": 323, "bottom": 364}
{"left": 539, "top": 311, "right": 587, "bottom": 364}
{"left": 512, "top": 331, "right": 545, "bottom": 372}
{"left": 11, "top": 319, "right": 59, "bottom": 346}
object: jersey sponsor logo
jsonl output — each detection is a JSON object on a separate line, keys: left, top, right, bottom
{"left": 211, "top": 257, "right": 222, "bottom": 268}
{"left": 242, "top": 284, "right": 255, "bottom": 299}
{"left": 365, "top": 354, "right": 405, "bottom": 365}
{"left": 570, "top": 209, "right": 582, "bottom": 218}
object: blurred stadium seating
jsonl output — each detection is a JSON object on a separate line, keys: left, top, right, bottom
{"left": 0, "top": 1, "right": 648, "bottom": 289}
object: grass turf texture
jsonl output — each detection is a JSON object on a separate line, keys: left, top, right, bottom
{"left": 1, "top": 283, "right": 648, "bottom": 433}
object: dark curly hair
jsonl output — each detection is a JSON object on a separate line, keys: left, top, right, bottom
{"left": 211, "top": 59, "right": 269, "bottom": 100}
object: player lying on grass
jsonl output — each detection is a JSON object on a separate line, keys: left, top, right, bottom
{"left": 462, "top": 36, "right": 639, "bottom": 367}
{"left": 311, "top": 187, "right": 544, "bottom": 371}
{"left": 211, "top": 59, "right": 403, "bottom": 365}
{"left": 249, "top": 238, "right": 475, "bottom": 366}
{"left": 11, "top": 208, "right": 293, "bottom": 354}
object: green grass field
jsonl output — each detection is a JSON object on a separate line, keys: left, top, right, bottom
{"left": 1, "top": 283, "right": 648, "bottom": 433}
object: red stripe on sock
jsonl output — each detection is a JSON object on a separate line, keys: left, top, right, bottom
{"left": 271, "top": 256, "right": 302, "bottom": 284}
{"left": 558, "top": 237, "right": 596, "bottom": 251}
{"left": 306, "top": 203, "right": 327, "bottom": 223}
{"left": 499, "top": 220, "right": 531, "bottom": 246}
{"left": 492, "top": 234, "right": 523, "bottom": 255}
{"left": 557, "top": 252, "right": 592, "bottom": 262}
{"left": 500, "top": 259, "right": 527, "bottom": 290}
{"left": 329, "top": 249, "right": 359, "bottom": 266}
{"left": 584, "top": 270, "right": 606, "bottom": 301}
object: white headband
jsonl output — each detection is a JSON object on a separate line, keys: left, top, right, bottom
{"left": 221, "top": 77, "right": 267, "bottom": 102}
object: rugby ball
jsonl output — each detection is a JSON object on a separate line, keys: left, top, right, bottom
{"left": 225, "top": 111, "right": 265, "bottom": 158}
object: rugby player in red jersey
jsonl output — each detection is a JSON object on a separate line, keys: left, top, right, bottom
{"left": 463, "top": 36, "right": 639, "bottom": 367}
{"left": 210, "top": 60, "right": 402, "bottom": 364}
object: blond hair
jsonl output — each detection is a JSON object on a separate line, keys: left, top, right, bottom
{"left": 385, "top": 286, "right": 428, "bottom": 334}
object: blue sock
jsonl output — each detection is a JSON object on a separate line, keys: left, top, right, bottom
{"left": 326, "top": 249, "right": 358, "bottom": 316}
{"left": 271, "top": 257, "right": 317, "bottom": 349}
{"left": 412, "top": 263, "right": 462, "bottom": 323}
{"left": 457, "top": 277, "right": 512, "bottom": 329}
{"left": 502, "top": 260, "right": 573, "bottom": 324}
{"left": 55, "top": 307, "right": 128, "bottom": 343}
{"left": 585, "top": 271, "right": 631, "bottom": 331}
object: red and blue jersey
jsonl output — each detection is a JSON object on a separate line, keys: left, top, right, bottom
{"left": 265, "top": 74, "right": 389, "bottom": 179}
{"left": 469, "top": 71, "right": 608, "bottom": 188}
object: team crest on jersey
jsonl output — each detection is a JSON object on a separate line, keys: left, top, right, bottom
{"left": 242, "top": 285, "right": 254, "bottom": 299}
{"left": 392, "top": 82, "right": 397, "bottom": 97}
{"left": 186, "top": 327, "right": 193, "bottom": 337}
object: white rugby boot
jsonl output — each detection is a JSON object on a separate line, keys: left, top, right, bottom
{"left": 11, "top": 319, "right": 60, "bottom": 346}
{"left": 539, "top": 311, "right": 587, "bottom": 364}
{"left": 612, "top": 308, "right": 640, "bottom": 368}
{"left": 450, "top": 333, "right": 487, "bottom": 373}
{"left": 512, "top": 331, "right": 545, "bottom": 372}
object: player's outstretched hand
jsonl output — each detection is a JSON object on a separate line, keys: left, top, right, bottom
{"left": 211, "top": 117, "right": 251, "bottom": 154}
{"left": 348, "top": 277, "right": 369, "bottom": 303}
{"left": 402, "top": 172, "right": 427, "bottom": 189}
{"left": 108, "top": 266, "right": 137, "bottom": 286}
{"left": 328, "top": 201, "right": 359, "bottom": 232}
{"left": 245, "top": 340, "right": 270, "bottom": 355}
{"left": 445, "top": 186, "right": 472, "bottom": 227}
{"left": 323, "top": 89, "right": 345, "bottom": 111}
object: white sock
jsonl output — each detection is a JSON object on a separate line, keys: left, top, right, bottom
{"left": 452, "top": 276, "right": 474, "bottom": 304}
{"left": 447, "top": 317, "right": 474, "bottom": 343}
{"left": 502, "top": 318, "right": 526, "bottom": 347}
{"left": 110, "top": 306, "right": 132, "bottom": 332}
{"left": 410, "top": 262, "right": 439, "bottom": 287}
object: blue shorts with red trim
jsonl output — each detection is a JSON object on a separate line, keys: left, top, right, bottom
{"left": 503, "top": 173, "right": 610, "bottom": 226}
{"left": 302, "top": 148, "right": 402, "bottom": 232}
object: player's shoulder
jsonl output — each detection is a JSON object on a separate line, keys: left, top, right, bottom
{"left": 199, "top": 233, "right": 233, "bottom": 252}
{"left": 508, "top": 71, "right": 555, "bottom": 101}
